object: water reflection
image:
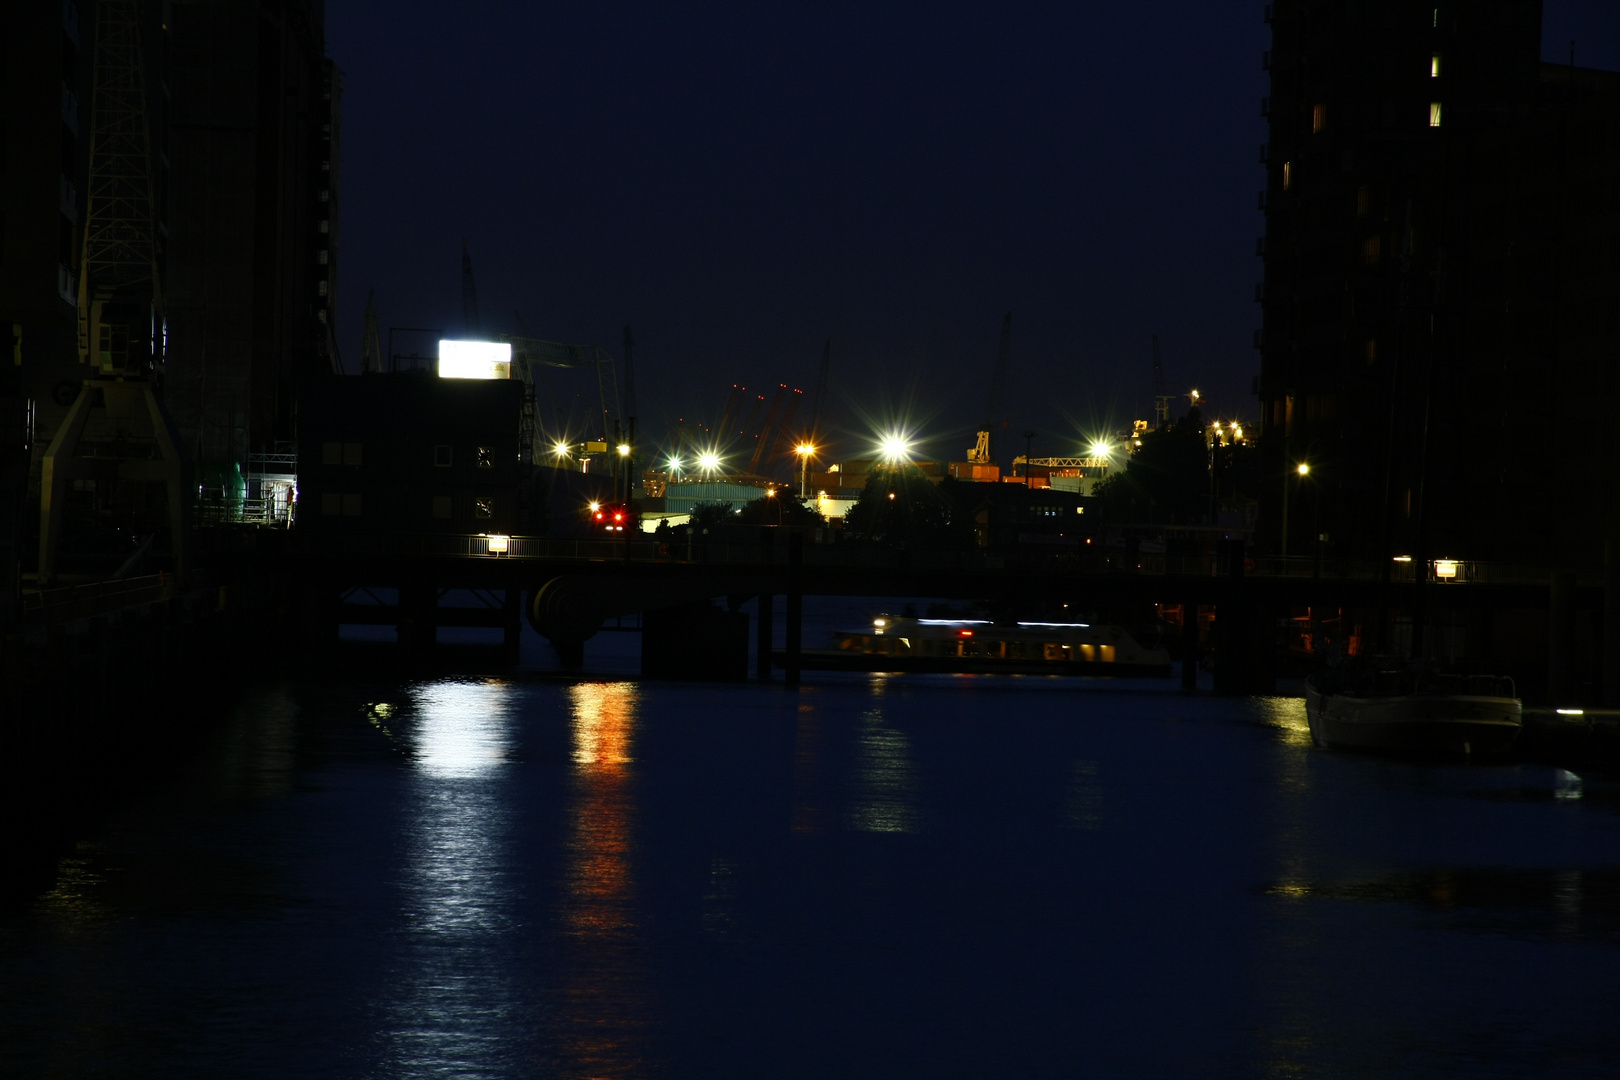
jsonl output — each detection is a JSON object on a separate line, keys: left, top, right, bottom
{"left": 847, "top": 708, "right": 920, "bottom": 834}
{"left": 1261, "top": 866, "right": 1620, "bottom": 942}
{"left": 1063, "top": 760, "right": 1104, "bottom": 830}
{"left": 791, "top": 705, "right": 825, "bottom": 835}
{"left": 556, "top": 681, "right": 648, "bottom": 1078}
{"left": 382, "top": 679, "right": 519, "bottom": 1076}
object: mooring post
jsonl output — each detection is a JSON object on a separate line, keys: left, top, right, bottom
{"left": 1550, "top": 569, "right": 1575, "bottom": 705}
{"left": 786, "top": 532, "right": 803, "bottom": 689}
{"left": 1605, "top": 540, "right": 1620, "bottom": 706}
{"left": 757, "top": 592, "right": 774, "bottom": 679}
{"left": 758, "top": 528, "right": 775, "bottom": 678}
{"left": 1181, "top": 601, "right": 1198, "bottom": 690}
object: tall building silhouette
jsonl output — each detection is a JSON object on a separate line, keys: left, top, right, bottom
{"left": 1256, "top": 0, "right": 1620, "bottom": 568}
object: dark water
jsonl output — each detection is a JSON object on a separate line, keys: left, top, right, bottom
{"left": 5, "top": 615, "right": 1620, "bottom": 1077}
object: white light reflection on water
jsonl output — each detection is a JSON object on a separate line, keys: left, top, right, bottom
{"left": 379, "top": 679, "right": 521, "bottom": 1076}
{"left": 847, "top": 708, "right": 920, "bottom": 834}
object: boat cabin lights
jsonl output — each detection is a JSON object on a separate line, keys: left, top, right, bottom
{"left": 917, "top": 619, "right": 991, "bottom": 626}
{"left": 1557, "top": 708, "right": 1586, "bottom": 716}
{"left": 873, "top": 618, "right": 887, "bottom": 626}
{"left": 1016, "top": 621, "right": 1092, "bottom": 628}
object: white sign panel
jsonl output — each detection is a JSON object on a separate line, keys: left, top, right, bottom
{"left": 437, "top": 340, "right": 512, "bottom": 380}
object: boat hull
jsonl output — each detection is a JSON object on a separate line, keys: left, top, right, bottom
{"left": 1304, "top": 680, "right": 1521, "bottom": 757}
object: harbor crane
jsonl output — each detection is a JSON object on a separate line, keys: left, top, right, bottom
{"left": 967, "top": 313, "right": 1013, "bottom": 467}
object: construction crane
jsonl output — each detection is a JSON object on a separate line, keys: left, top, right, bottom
{"left": 809, "top": 339, "right": 832, "bottom": 445}
{"left": 461, "top": 241, "right": 480, "bottom": 335}
{"left": 1152, "top": 334, "right": 1171, "bottom": 429}
{"left": 968, "top": 313, "right": 1012, "bottom": 466}
{"left": 42, "top": 0, "right": 186, "bottom": 584}
{"left": 748, "top": 384, "right": 788, "bottom": 475}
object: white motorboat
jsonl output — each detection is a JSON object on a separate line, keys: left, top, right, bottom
{"left": 1305, "top": 662, "right": 1522, "bottom": 757}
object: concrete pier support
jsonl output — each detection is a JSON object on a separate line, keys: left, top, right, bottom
{"left": 1181, "top": 602, "right": 1198, "bottom": 690}
{"left": 757, "top": 592, "right": 774, "bottom": 679}
{"left": 785, "top": 533, "right": 803, "bottom": 690}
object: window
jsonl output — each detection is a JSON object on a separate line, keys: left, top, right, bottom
{"left": 1431, "top": 54, "right": 1441, "bottom": 77}
{"left": 476, "top": 445, "right": 495, "bottom": 469}
{"left": 1363, "top": 235, "right": 1382, "bottom": 264}
{"left": 1357, "top": 186, "right": 1369, "bottom": 217}
{"left": 1430, "top": 102, "right": 1442, "bottom": 127}
{"left": 1312, "top": 103, "right": 1327, "bottom": 133}
{"left": 474, "top": 497, "right": 493, "bottom": 520}
{"left": 434, "top": 445, "right": 452, "bottom": 467}
{"left": 322, "top": 441, "right": 342, "bottom": 465}
{"left": 1282, "top": 161, "right": 1292, "bottom": 190}
{"left": 322, "top": 492, "right": 341, "bottom": 516}
{"left": 342, "top": 493, "right": 362, "bottom": 517}
{"left": 343, "top": 442, "right": 362, "bottom": 467}
{"left": 431, "top": 495, "right": 452, "bottom": 519}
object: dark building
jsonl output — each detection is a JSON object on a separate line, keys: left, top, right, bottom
{"left": 165, "top": 0, "right": 342, "bottom": 467}
{"left": 0, "top": 1, "right": 340, "bottom": 592}
{"left": 1256, "top": 0, "right": 1620, "bottom": 568}
{"left": 297, "top": 375, "right": 525, "bottom": 538}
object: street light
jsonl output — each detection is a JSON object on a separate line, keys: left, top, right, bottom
{"left": 1282, "top": 460, "right": 1310, "bottom": 557}
{"left": 1296, "top": 462, "right": 1310, "bottom": 477}
{"left": 765, "top": 486, "right": 783, "bottom": 525}
{"left": 698, "top": 451, "right": 721, "bottom": 477}
{"left": 796, "top": 442, "right": 815, "bottom": 499}
{"left": 879, "top": 434, "right": 911, "bottom": 463}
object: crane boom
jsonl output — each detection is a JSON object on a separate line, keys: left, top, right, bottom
{"left": 749, "top": 383, "right": 788, "bottom": 475}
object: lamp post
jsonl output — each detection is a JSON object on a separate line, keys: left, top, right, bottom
{"left": 1282, "top": 461, "right": 1309, "bottom": 558}
{"left": 766, "top": 487, "right": 783, "bottom": 525}
{"left": 796, "top": 443, "right": 814, "bottom": 500}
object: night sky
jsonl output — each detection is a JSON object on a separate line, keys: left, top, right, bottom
{"left": 327, "top": 1, "right": 1620, "bottom": 466}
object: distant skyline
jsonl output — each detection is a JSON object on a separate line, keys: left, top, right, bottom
{"left": 327, "top": 1, "right": 1620, "bottom": 465}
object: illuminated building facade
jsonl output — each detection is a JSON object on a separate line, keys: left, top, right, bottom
{"left": 1256, "top": 0, "right": 1620, "bottom": 566}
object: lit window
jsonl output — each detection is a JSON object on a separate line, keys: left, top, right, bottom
{"left": 431, "top": 495, "right": 452, "bottom": 519}
{"left": 434, "top": 445, "right": 452, "bottom": 467}
{"left": 1312, "top": 103, "right": 1326, "bottom": 133}
{"left": 1363, "top": 235, "right": 1381, "bottom": 264}
{"left": 476, "top": 445, "right": 495, "bottom": 469}
{"left": 474, "top": 497, "right": 493, "bottom": 520}
{"left": 1282, "top": 161, "right": 1292, "bottom": 190}
{"left": 1430, "top": 102, "right": 1442, "bottom": 127}
{"left": 1431, "top": 54, "right": 1441, "bottom": 77}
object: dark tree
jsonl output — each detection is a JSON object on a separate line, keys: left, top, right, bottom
{"left": 734, "top": 494, "right": 824, "bottom": 526}
{"left": 1094, "top": 410, "right": 1211, "bottom": 525}
{"left": 845, "top": 464, "right": 971, "bottom": 548}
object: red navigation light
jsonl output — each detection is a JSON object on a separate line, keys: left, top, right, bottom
{"left": 614, "top": 512, "right": 623, "bottom": 521}
{"left": 594, "top": 512, "right": 603, "bottom": 520}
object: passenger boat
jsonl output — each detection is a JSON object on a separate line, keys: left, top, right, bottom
{"left": 785, "top": 615, "right": 1172, "bottom": 677}
{"left": 1304, "top": 661, "right": 1522, "bottom": 757}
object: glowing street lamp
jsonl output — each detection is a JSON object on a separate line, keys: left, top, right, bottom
{"left": 553, "top": 440, "right": 571, "bottom": 459}
{"left": 697, "top": 451, "right": 721, "bottom": 477}
{"left": 1089, "top": 439, "right": 1111, "bottom": 459}
{"left": 796, "top": 442, "right": 815, "bottom": 499}
{"left": 879, "top": 434, "right": 911, "bottom": 463}
{"left": 1296, "top": 462, "right": 1310, "bottom": 476}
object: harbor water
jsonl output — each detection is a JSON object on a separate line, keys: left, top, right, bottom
{"left": 3, "top": 601, "right": 1619, "bottom": 1078}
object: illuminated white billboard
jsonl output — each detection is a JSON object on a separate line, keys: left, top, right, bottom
{"left": 438, "top": 340, "right": 512, "bottom": 380}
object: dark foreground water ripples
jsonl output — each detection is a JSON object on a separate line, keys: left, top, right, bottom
{"left": 4, "top": 671, "right": 1620, "bottom": 1078}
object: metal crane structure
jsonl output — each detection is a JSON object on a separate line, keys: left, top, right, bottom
{"left": 1152, "top": 334, "right": 1171, "bottom": 429}
{"left": 809, "top": 339, "right": 832, "bottom": 446}
{"left": 497, "top": 334, "right": 622, "bottom": 467}
{"left": 40, "top": 0, "right": 187, "bottom": 585}
{"left": 747, "top": 384, "right": 788, "bottom": 475}
{"left": 967, "top": 313, "right": 1013, "bottom": 466}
